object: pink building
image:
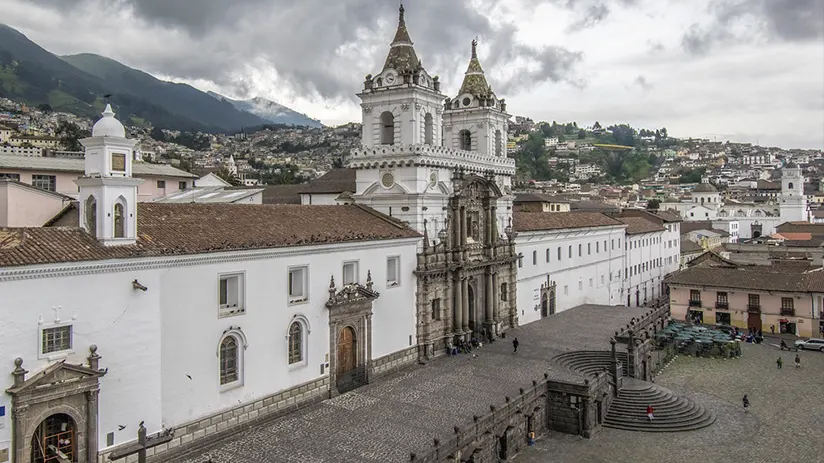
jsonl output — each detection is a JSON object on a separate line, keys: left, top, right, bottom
{"left": 0, "top": 153, "right": 197, "bottom": 201}
{"left": 666, "top": 255, "right": 824, "bottom": 337}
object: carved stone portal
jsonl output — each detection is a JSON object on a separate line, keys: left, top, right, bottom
{"left": 326, "top": 276, "right": 379, "bottom": 395}
{"left": 6, "top": 347, "right": 106, "bottom": 463}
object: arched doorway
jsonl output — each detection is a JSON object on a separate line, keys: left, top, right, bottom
{"left": 549, "top": 288, "right": 556, "bottom": 315}
{"left": 541, "top": 292, "right": 548, "bottom": 318}
{"left": 31, "top": 413, "right": 76, "bottom": 463}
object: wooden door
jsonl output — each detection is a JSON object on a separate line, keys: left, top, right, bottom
{"left": 541, "top": 293, "right": 548, "bottom": 318}
{"left": 747, "top": 313, "right": 762, "bottom": 332}
{"left": 337, "top": 327, "right": 357, "bottom": 376}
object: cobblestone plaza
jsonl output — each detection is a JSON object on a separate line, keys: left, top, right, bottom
{"left": 517, "top": 339, "right": 824, "bottom": 463}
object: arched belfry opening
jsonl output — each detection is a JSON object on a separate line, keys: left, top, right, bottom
{"left": 380, "top": 111, "right": 395, "bottom": 145}
{"left": 459, "top": 129, "right": 471, "bottom": 150}
{"left": 424, "top": 113, "right": 434, "bottom": 145}
{"left": 495, "top": 129, "right": 502, "bottom": 156}
{"left": 84, "top": 196, "right": 97, "bottom": 239}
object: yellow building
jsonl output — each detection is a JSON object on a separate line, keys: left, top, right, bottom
{"left": 9, "top": 135, "right": 62, "bottom": 150}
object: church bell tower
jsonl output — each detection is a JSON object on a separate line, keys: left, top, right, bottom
{"left": 779, "top": 163, "right": 808, "bottom": 223}
{"left": 75, "top": 104, "right": 143, "bottom": 245}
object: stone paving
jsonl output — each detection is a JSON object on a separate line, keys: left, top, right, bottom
{"left": 516, "top": 339, "right": 824, "bottom": 463}
{"left": 173, "top": 305, "right": 648, "bottom": 463}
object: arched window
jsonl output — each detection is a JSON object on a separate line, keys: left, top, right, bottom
{"left": 578, "top": 244, "right": 582, "bottom": 256}
{"left": 546, "top": 248, "right": 550, "bottom": 262}
{"left": 557, "top": 247, "right": 562, "bottom": 260}
{"left": 113, "top": 201, "right": 125, "bottom": 238}
{"left": 219, "top": 335, "right": 239, "bottom": 385}
{"left": 788, "top": 182, "right": 794, "bottom": 190}
{"left": 459, "top": 129, "right": 471, "bottom": 150}
{"left": 380, "top": 111, "right": 395, "bottom": 145}
{"left": 288, "top": 321, "right": 303, "bottom": 364}
{"left": 568, "top": 245, "right": 572, "bottom": 258}
{"left": 424, "top": 113, "right": 434, "bottom": 145}
{"left": 495, "top": 129, "right": 502, "bottom": 156}
{"left": 532, "top": 250, "right": 537, "bottom": 265}
{"left": 84, "top": 196, "right": 97, "bottom": 239}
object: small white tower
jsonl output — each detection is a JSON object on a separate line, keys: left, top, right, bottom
{"left": 442, "top": 40, "right": 510, "bottom": 157}
{"left": 779, "top": 163, "right": 809, "bottom": 222}
{"left": 227, "top": 154, "right": 238, "bottom": 176}
{"left": 75, "top": 104, "right": 143, "bottom": 245}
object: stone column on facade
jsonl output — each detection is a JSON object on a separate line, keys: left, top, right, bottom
{"left": 460, "top": 206, "right": 468, "bottom": 248}
{"left": 484, "top": 269, "right": 495, "bottom": 337}
{"left": 12, "top": 404, "right": 28, "bottom": 463}
{"left": 453, "top": 273, "right": 463, "bottom": 336}
{"left": 365, "top": 314, "right": 373, "bottom": 383}
{"left": 491, "top": 205, "right": 498, "bottom": 244}
{"left": 462, "top": 277, "right": 470, "bottom": 335}
{"left": 86, "top": 388, "right": 100, "bottom": 463}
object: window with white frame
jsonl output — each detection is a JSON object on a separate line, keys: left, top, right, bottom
{"left": 41, "top": 325, "right": 72, "bottom": 355}
{"left": 218, "top": 273, "right": 245, "bottom": 317}
{"left": 288, "top": 266, "right": 309, "bottom": 304}
{"left": 386, "top": 256, "right": 400, "bottom": 287}
{"left": 343, "top": 261, "right": 359, "bottom": 285}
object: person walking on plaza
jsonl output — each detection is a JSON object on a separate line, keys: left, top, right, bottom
{"left": 742, "top": 395, "right": 750, "bottom": 412}
{"left": 646, "top": 405, "right": 654, "bottom": 421}
{"left": 777, "top": 356, "right": 783, "bottom": 369}
{"left": 770, "top": 325, "right": 775, "bottom": 335}
{"left": 795, "top": 354, "right": 801, "bottom": 368}
{"left": 513, "top": 337, "right": 520, "bottom": 354}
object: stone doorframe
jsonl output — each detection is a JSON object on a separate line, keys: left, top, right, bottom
{"left": 6, "top": 346, "right": 106, "bottom": 463}
{"left": 325, "top": 274, "right": 379, "bottom": 396}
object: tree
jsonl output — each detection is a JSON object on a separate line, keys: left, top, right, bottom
{"left": 646, "top": 199, "right": 661, "bottom": 210}
{"left": 577, "top": 129, "right": 587, "bottom": 139}
{"left": 55, "top": 120, "right": 89, "bottom": 151}
{"left": 150, "top": 126, "right": 166, "bottom": 142}
{"left": 36, "top": 103, "right": 52, "bottom": 113}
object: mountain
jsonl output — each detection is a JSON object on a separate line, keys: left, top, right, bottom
{"left": 62, "top": 53, "right": 270, "bottom": 132}
{"left": 0, "top": 24, "right": 270, "bottom": 133}
{"left": 206, "top": 91, "right": 323, "bottom": 128}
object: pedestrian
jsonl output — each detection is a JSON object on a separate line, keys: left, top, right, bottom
{"left": 646, "top": 404, "right": 654, "bottom": 421}
{"left": 794, "top": 354, "right": 800, "bottom": 368}
{"left": 770, "top": 325, "right": 775, "bottom": 335}
{"left": 777, "top": 357, "right": 783, "bottom": 369}
{"left": 513, "top": 337, "right": 519, "bottom": 354}
{"left": 742, "top": 395, "right": 749, "bottom": 412}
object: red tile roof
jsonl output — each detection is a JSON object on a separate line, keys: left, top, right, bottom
{"left": 667, "top": 266, "right": 824, "bottom": 293}
{"left": 0, "top": 203, "right": 420, "bottom": 268}
{"left": 513, "top": 212, "right": 623, "bottom": 232}
{"left": 615, "top": 216, "right": 666, "bottom": 235}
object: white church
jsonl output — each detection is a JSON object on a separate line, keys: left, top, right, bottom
{"left": 661, "top": 166, "right": 809, "bottom": 239}
{"left": 0, "top": 6, "right": 681, "bottom": 463}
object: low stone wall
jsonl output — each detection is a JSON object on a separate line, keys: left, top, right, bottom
{"left": 371, "top": 345, "right": 419, "bottom": 378}
{"left": 101, "top": 376, "right": 330, "bottom": 463}
{"left": 408, "top": 371, "right": 612, "bottom": 462}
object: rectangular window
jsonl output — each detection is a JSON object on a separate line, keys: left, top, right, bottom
{"left": 518, "top": 256, "right": 523, "bottom": 268}
{"left": 611, "top": 239, "right": 615, "bottom": 250}
{"left": 31, "top": 174, "right": 56, "bottom": 192}
{"left": 564, "top": 285, "right": 569, "bottom": 295}
{"left": 0, "top": 173, "right": 20, "bottom": 181}
{"left": 179, "top": 181, "right": 188, "bottom": 190}
{"left": 601, "top": 275, "right": 605, "bottom": 284}
{"left": 781, "top": 297, "right": 794, "bottom": 315}
{"left": 218, "top": 273, "right": 244, "bottom": 317}
{"left": 716, "top": 291, "right": 728, "bottom": 309}
{"left": 578, "top": 281, "right": 583, "bottom": 290}
{"left": 589, "top": 278, "right": 593, "bottom": 287}
{"left": 689, "top": 290, "right": 701, "bottom": 307}
{"left": 343, "top": 261, "right": 358, "bottom": 285}
{"left": 157, "top": 180, "right": 166, "bottom": 188}
{"left": 288, "top": 266, "right": 309, "bottom": 304}
{"left": 386, "top": 256, "right": 400, "bottom": 287}
{"left": 42, "top": 325, "right": 72, "bottom": 354}
{"left": 748, "top": 293, "right": 760, "bottom": 310}
{"left": 431, "top": 298, "right": 441, "bottom": 320}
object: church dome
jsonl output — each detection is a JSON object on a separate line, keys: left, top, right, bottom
{"left": 92, "top": 104, "right": 126, "bottom": 138}
{"left": 693, "top": 183, "right": 717, "bottom": 193}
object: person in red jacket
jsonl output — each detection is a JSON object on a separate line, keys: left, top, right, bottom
{"left": 646, "top": 405, "right": 654, "bottom": 421}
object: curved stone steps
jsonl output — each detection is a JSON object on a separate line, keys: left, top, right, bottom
{"left": 604, "top": 382, "right": 715, "bottom": 432}
{"left": 552, "top": 351, "right": 629, "bottom": 378}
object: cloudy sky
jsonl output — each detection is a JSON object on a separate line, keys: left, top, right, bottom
{"left": 3, "top": 0, "right": 823, "bottom": 148}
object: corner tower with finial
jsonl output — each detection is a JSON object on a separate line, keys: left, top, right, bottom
{"left": 443, "top": 39, "right": 510, "bottom": 157}
{"left": 75, "top": 104, "right": 142, "bottom": 245}
{"left": 779, "top": 162, "right": 809, "bottom": 222}
{"left": 358, "top": 3, "right": 445, "bottom": 147}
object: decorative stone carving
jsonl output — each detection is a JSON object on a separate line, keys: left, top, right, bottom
{"left": 401, "top": 103, "right": 411, "bottom": 111}
{"left": 415, "top": 103, "right": 422, "bottom": 111}
{"left": 445, "top": 125, "right": 452, "bottom": 133}
{"left": 362, "top": 106, "right": 373, "bottom": 114}
{"left": 477, "top": 122, "right": 485, "bottom": 128}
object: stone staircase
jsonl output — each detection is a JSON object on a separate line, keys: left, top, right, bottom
{"left": 553, "top": 350, "right": 628, "bottom": 378}
{"left": 604, "top": 379, "right": 716, "bottom": 432}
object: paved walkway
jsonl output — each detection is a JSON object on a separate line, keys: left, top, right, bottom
{"left": 174, "top": 305, "right": 648, "bottom": 463}
{"left": 515, "top": 340, "right": 824, "bottom": 463}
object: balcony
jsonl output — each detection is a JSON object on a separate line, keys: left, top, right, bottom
{"left": 747, "top": 304, "right": 761, "bottom": 313}
{"left": 715, "top": 302, "right": 729, "bottom": 309}
{"left": 780, "top": 308, "right": 795, "bottom": 317}
{"left": 688, "top": 300, "right": 702, "bottom": 307}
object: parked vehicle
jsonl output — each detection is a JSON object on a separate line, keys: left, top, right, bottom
{"left": 794, "top": 338, "right": 824, "bottom": 352}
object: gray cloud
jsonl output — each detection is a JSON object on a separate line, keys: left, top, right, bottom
{"left": 22, "top": 0, "right": 587, "bottom": 102}
{"left": 633, "top": 75, "right": 652, "bottom": 90}
{"left": 682, "top": 0, "right": 824, "bottom": 55}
